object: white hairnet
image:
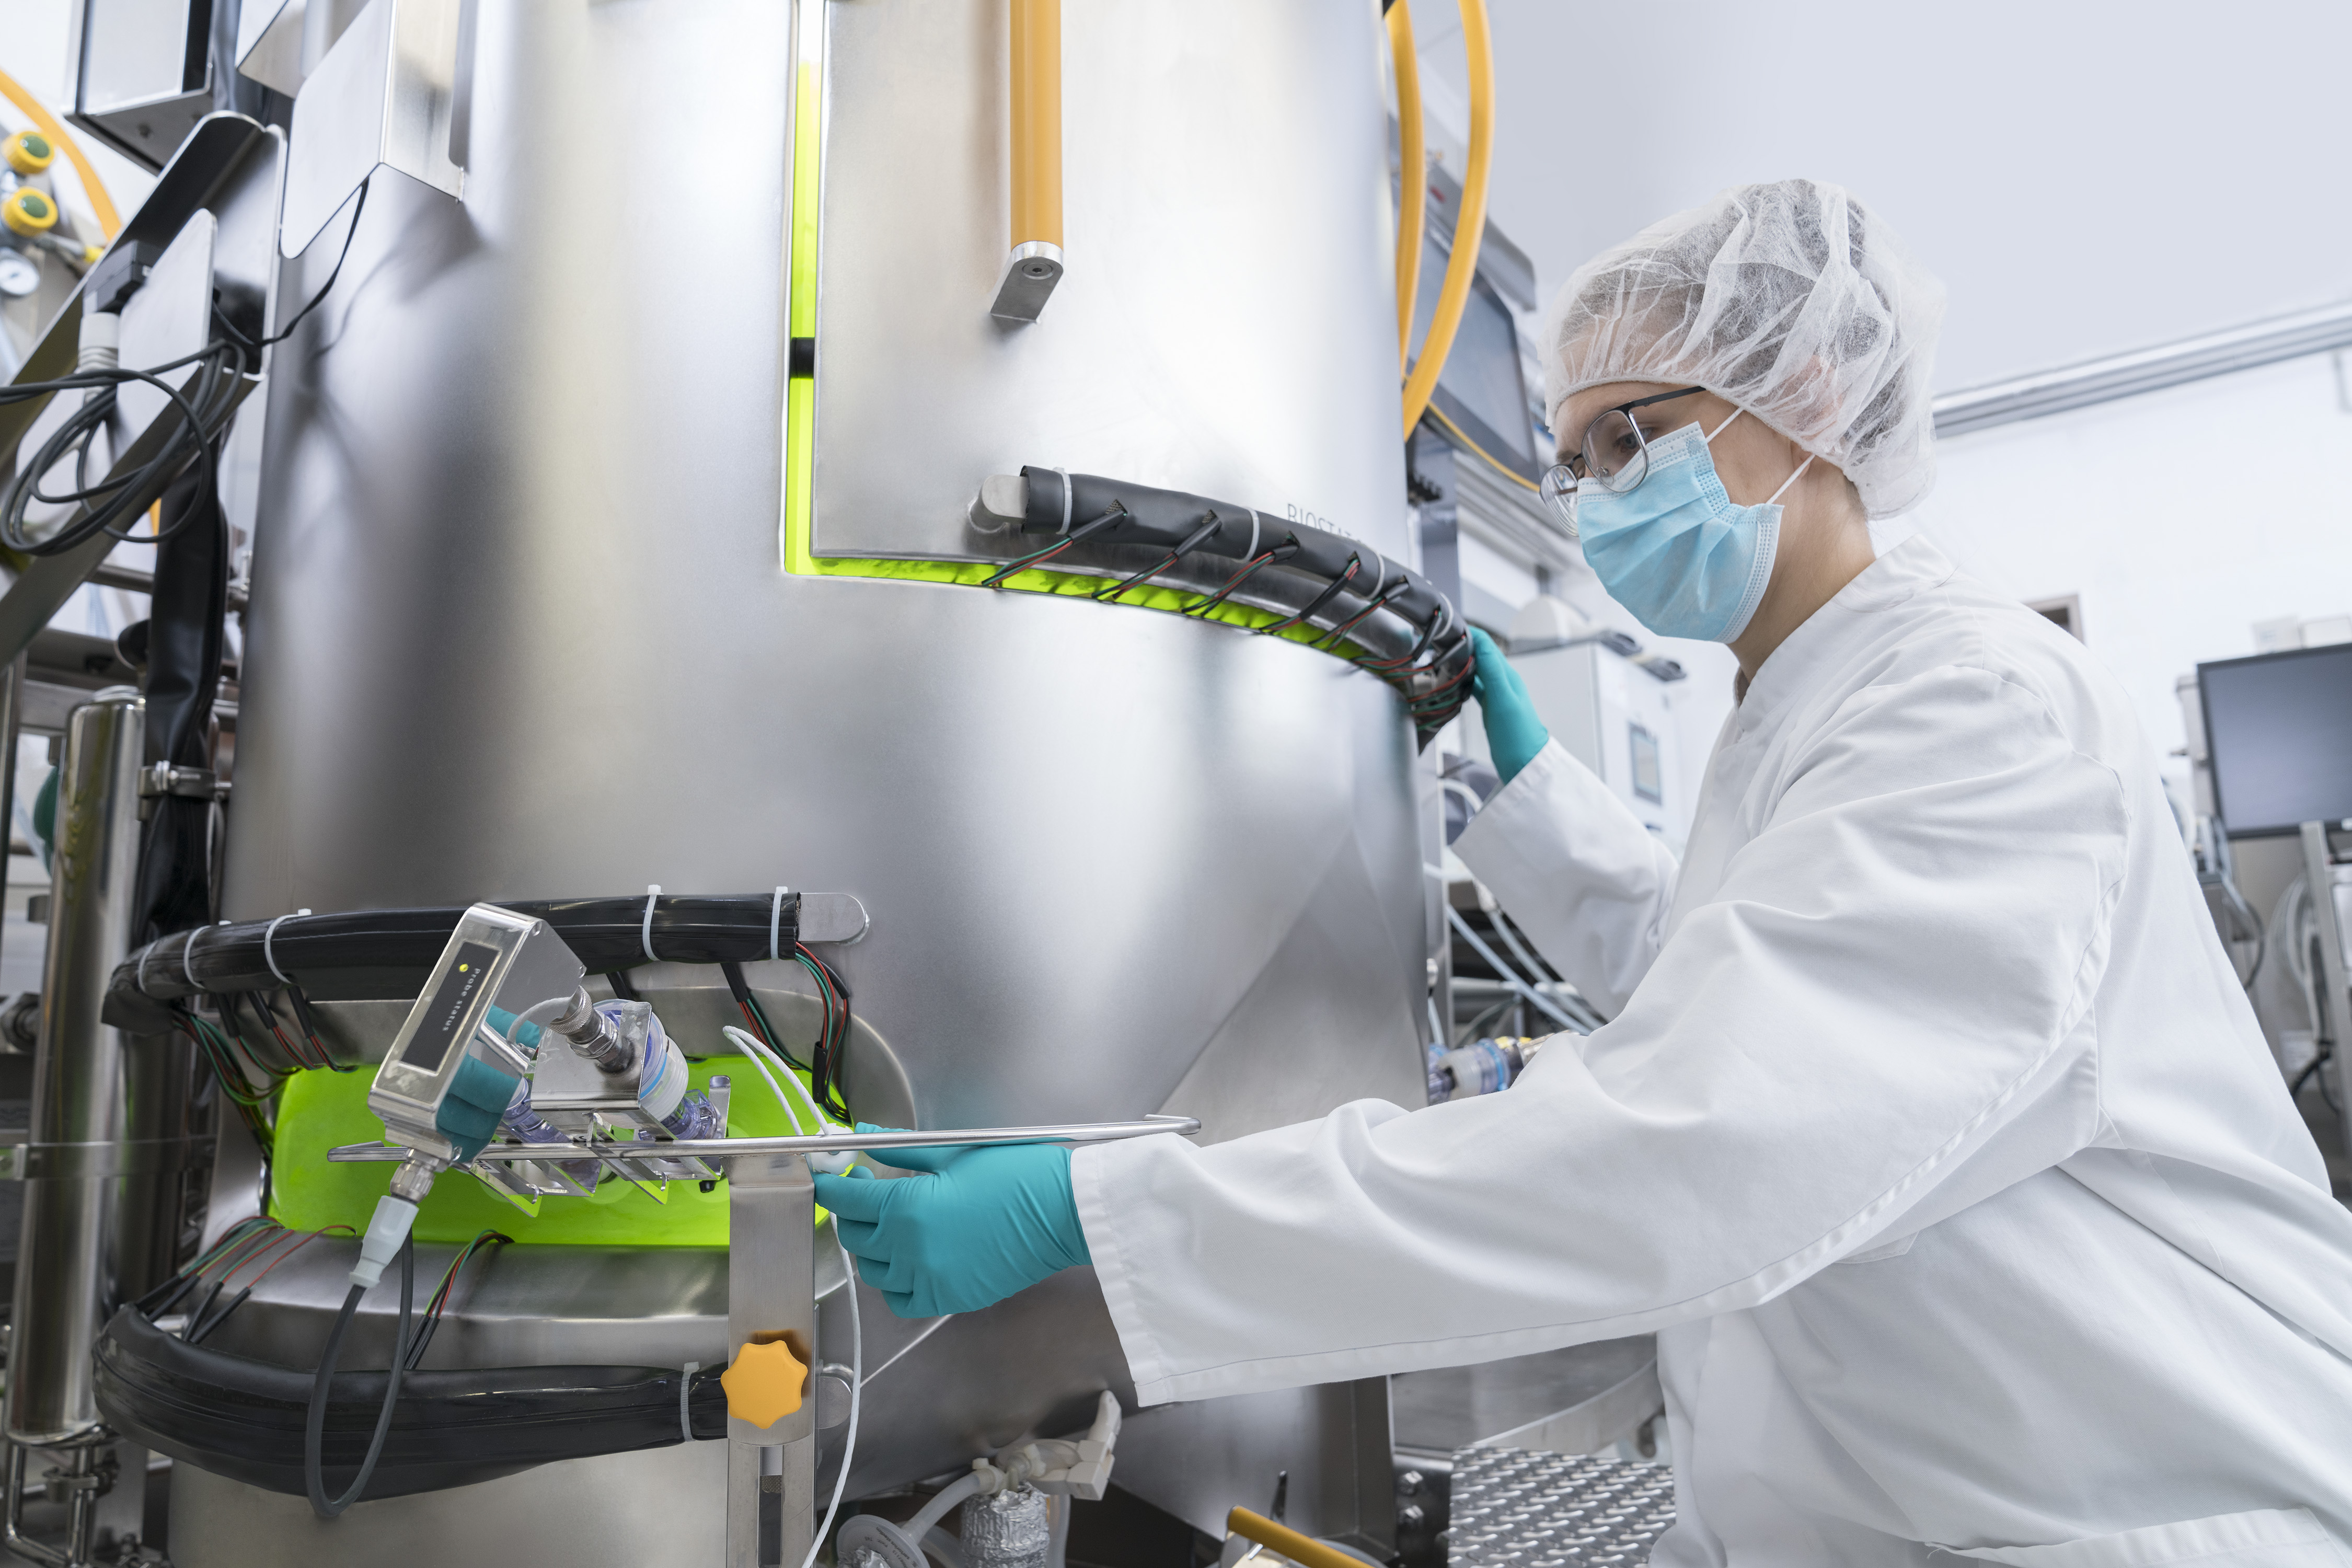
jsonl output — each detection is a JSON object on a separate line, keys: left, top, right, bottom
{"left": 1541, "top": 179, "right": 1946, "bottom": 518}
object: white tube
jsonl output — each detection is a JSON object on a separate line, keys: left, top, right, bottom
{"left": 905, "top": 1472, "right": 987, "bottom": 1544}
{"left": 348, "top": 1194, "right": 418, "bottom": 1289}
{"left": 721, "top": 1025, "right": 797, "bottom": 1126}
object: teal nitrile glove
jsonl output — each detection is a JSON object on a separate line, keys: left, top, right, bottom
{"left": 811, "top": 1125, "right": 1090, "bottom": 1319}
{"left": 1469, "top": 628, "right": 1548, "bottom": 783}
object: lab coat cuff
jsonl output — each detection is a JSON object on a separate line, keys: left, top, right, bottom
{"left": 1069, "top": 1138, "right": 1180, "bottom": 1404}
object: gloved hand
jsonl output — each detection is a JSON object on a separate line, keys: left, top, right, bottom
{"left": 1469, "top": 628, "right": 1549, "bottom": 783}
{"left": 811, "top": 1127, "right": 1090, "bottom": 1319}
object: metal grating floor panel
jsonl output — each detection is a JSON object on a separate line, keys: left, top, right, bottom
{"left": 1444, "top": 1447, "right": 1677, "bottom": 1567}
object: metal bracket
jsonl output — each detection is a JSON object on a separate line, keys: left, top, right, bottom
{"left": 990, "top": 241, "right": 1065, "bottom": 322}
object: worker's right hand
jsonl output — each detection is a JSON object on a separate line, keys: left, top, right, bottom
{"left": 1469, "top": 628, "right": 1549, "bottom": 784}
{"left": 812, "top": 1129, "right": 1091, "bottom": 1319}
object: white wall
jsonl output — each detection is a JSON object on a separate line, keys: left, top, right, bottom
{"left": 1883, "top": 348, "right": 2352, "bottom": 773}
{"left": 1417, "top": 0, "right": 2352, "bottom": 393}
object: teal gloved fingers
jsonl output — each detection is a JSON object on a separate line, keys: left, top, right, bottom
{"left": 1468, "top": 628, "right": 1550, "bottom": 784}
{"left": 810, "top": 1132, "right": 1089, "bottom": 1320}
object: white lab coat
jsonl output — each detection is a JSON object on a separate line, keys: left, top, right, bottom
{"left": 1073, "top": 536, "right": 2352, "bottom": 1566}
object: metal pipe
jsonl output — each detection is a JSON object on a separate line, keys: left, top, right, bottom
{"left": 1397, "top": 0, "right": 1493, "bottom": 438}
{"left": 326, "top": 1112, "right": 1201, "bottom": 1165}
{"left": 1931, "top": 297, "right": 2352, "bottom": 439}
{"left": 1387, "top": 0, "right": 1424, "bottom": 373}
{"left": 7, "top": 689, "right": 201, "bottom": 1449}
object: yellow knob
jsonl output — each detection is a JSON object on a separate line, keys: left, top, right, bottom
{"left": 5, "top": 133, "right": 54, "bottom": 176}
{"left": 2, "top": 189, "right": 57, "bottom": 238}
{"left": 720, "top": 1337, "right": 808, "bottom": 1428}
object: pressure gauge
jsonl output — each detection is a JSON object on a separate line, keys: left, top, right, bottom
{"left": 0, "top": 246, "right": 38, "bottom": 298}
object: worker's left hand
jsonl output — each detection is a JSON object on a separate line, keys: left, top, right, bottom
{"left": 812, "top": 1128, "right": 1091, "bottom": 1318}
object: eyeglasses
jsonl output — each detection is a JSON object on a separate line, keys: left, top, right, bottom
{"left": 1538, "top": 385, "right": 1707, "bottom": 530}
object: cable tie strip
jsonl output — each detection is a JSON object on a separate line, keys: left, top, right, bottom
{"left": 182, "top": 928, "right": 203, "bottom": 990}
{"left": 262, "top": 908, "right": 313, "bottom": 987}
{"left": 139, "top": 939, "right": 157, "bottom": 999}
{"left": 770, "top": 886, "right": 789, "bottom": 963}
{"left": 681, "top": 1361, "right": 700, "bottom": 1443}
{"left": 1056, "top": 468, "right": 1073, "bottom": 535}
{"left": 1244, "top": 510, "right": 1260, "bottom": 562}
{"left": 641, "top": 885, "right": 661, "bottom": 966}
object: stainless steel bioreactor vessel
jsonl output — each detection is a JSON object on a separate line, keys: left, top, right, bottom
{"left": 124, "top": 0, "right": 1438, "bottom": 1561}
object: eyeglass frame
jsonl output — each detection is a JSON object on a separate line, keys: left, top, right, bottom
{"left": 1538, "top": 384, "right": 1708, "bottom": 528}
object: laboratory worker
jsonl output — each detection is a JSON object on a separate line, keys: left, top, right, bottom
{"left": 817, "top": 180, "right": 2352, "bottom": 1565}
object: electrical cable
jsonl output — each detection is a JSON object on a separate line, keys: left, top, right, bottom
{"left": 1397, "top": 0, "right": 1493, "bottom": 438}
{"left": 405, "top": 1232, "right": 511, "bottom": 1371}
{"left": 304, "top": 1232, "right": 414, "bottom": 1519}
{"left": 1093, "top": 513, "right": 1223, "bottom": 604}
{"left": 979, "top": 503, "right": 1129, "bottom": 589}
{"left": 0, "top": 339, "right": 246, "bottom": 555}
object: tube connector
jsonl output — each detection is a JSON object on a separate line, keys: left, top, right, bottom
{"left": 550, "top": 986, "right": 633, "bottom": 1074}
{"left": 75, "top": 309, "right": 117, "bottom": 373}
{"left": 349, "top": 1192, "right": 420, "bottom": 1290}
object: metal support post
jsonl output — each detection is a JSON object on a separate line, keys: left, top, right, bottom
{"left": 2299, "top": 822, "right": 2352, "bottom": 1159}
{"left": 4, "top": 690, "right": 203, "bottom": 1566}
{"left": 728, "top": 1153, "right": 818, "bottom": 1568}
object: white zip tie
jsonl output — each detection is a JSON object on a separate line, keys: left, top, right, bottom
{"left": 139, "top": 940, "right": 157, "bottom": 998}
{"left": 770, "top": 886, "right": 790, "bottom": 962}
{"left": 1056, "top": 468, "right": 1073, "bottom": 534}
{"left": 641, "top": 885, "right": 661, "bottom": 965}
{"left": 262, "top": 908, "right": 313, "bottom": 987}
{"left": 1245, "top": 510, "right": 1260, "bottom": 561}
{"left": 681, "top": 1361, "right": 699, "bottom": 1442}
{"left": 181, "top": 929, "right": 202, "bottom": 990}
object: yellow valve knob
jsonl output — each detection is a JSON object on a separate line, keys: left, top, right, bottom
{"left": 5, "top": 132, "right": 55, "bottom": 175}
{"left": 720, "top": 1337, "right": 808, "bottom": 1428}
{"left": 3, "top": 189, "right": 57, "bottom": 237}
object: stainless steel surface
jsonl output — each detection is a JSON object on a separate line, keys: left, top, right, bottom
{"left": 800, "top": 892, "right": 868, "bottom": 946}
{"left": 170, "top": 1437, "right": 725, "bottom": 1567}
{"left": 2302, "top": 823, "right": 2352, "bottom": 1156}
{"left": 1113, "top": 1378, "right": 1397, "bottom": 1548}
{"left": 327, "top": 1112, "right": 1201, "bottom": 1163}
{"left": 281, "top": 0, "right": 467, "bottom": 256}
{"left": 0, "top": 116, "right": 281, "bottom": 671}
{"left": 215, "top": 0, "right": 1431, "bottom": 1546}
{"left": 64, "top": 0, "right": 212, "bottom": 172}
{"left": 1932, "top": 297, "right": 2352, "bottom": 439}
{"left": 728, "top": 1155, "right": 815, "bottom": 1568}
{"left": 235, "top": 0, "right": 374, "bottom": 101}
{"left": 812, "top": 0, "right": 1405, "bottom": 563}
{"left": 7, "top": 693, "right": 206, "bottom": 1447}
{"left": 1390, "top": 1342, "right": 1659, "bottom": 1459}
{"left": 1444, "top": 1448, "right": 1676, "bottom": 1568}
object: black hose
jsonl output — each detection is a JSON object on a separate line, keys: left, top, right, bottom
{"left": 305, "top": 1233, "right": 413, "bottom": 1519}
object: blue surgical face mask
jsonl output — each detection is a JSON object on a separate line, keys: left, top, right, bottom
{"left": 1572, "top": 410, "right": 1813, "bottom": 644}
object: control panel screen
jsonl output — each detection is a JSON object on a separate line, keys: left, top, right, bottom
{"left": 401, "top": 941, "right": 499, "bottom": 1074}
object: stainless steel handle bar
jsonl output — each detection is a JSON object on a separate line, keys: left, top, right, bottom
{"left": 325, "top": 1113, "right": 1200, "bottom": 1166}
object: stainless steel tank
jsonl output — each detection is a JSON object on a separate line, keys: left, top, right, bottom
{"left": 197, "top": 0, "right": 1426, "bottom": 1554}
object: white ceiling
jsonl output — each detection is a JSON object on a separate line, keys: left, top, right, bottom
{"left": 1413, "top": 0, "right": 2352, "bottom": 393}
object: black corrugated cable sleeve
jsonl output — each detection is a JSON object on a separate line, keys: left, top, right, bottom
{"left": 103, "top": 892, "right": 804, "bottom": 1033}
{"left": 1013, "top": 467, "right": 1473, "bottom": 745}
{"left": 95, "top": 1307, "right": 730, "bottom": 1503}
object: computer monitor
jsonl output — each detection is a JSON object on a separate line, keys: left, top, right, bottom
{"left": 1406, "top": 234, "right": 1539, "bottom": 479}
{"left": 2197, "top": 642, "right": 2352, "bottom": 836}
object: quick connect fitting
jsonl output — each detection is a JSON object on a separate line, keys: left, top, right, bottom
{"left": 349, "top": 1192, "right": 421, "bottom": 1290}
{"left": 549, "top": 987, "right": 635, "bottom": 1074}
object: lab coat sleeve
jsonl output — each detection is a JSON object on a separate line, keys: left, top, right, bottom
{"left": 1450, "top": 738, "right": 1681, "bottom": 1015}
{"left": 1075, "top": 665, "right": 2128, "bottom": 1405}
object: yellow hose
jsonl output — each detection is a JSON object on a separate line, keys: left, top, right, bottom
{"left": 0, "top": 68, "right": 120, "bottom": 240}
{"left": 1387, "top": 0, "right": 1424, "bottom": 374}
{"left": 1397, "top": 0, "right": 1492, "bottom": 441}
{"left": 1226, "top": 1509, "right": 1371, "bottom": 1568}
